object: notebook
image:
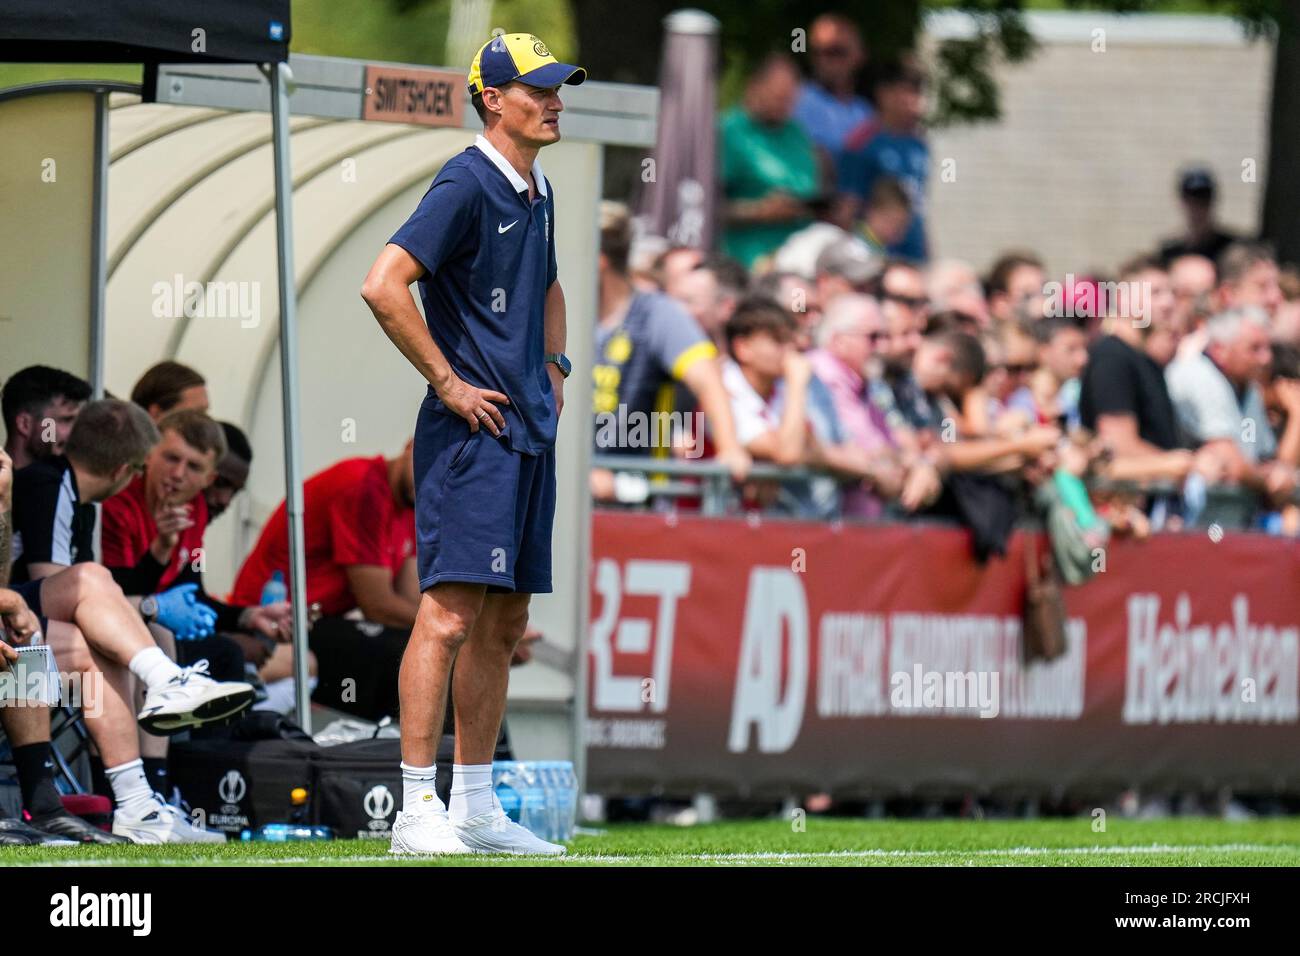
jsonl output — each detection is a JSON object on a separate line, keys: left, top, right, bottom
{"left": 0, "top": 641, "right": 61, "bottom": 706}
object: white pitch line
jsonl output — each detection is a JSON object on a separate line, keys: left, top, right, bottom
{"left": 6, "top": 843, "right": 1295, "bottom": 867}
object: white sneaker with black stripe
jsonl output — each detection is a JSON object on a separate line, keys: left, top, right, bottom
{"left": 112, "top": 793, "right": 226, "bottom": 844}
{"left": 137, "top": 660, "right": 255, "bottom": 736}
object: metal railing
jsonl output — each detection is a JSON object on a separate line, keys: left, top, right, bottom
{"left": 590, "top": 454, "right": 1280, "bottom": 529}
{"left": 591, "top": 454, "right": 815, "bottom": 516}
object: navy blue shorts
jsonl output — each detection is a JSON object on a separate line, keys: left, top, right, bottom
{"left": 412, "top": 398, "right": 556, "bottom": 594}
{"left": 12, "top": 579, "right": 48, "bottom": 634}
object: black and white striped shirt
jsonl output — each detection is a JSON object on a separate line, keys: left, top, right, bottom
{"left": 11, "top": 455, "right": 95, "bottom": 582}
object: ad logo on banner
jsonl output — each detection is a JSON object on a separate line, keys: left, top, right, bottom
{"left": 588, "top": 513, "right": 1300, "bottom": 797}
{"left": 1123, "top": 593, "right": 1299, "bottom": 725}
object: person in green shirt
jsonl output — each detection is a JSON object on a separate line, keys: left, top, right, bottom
{"left": 721, "top": 54, "right": 823, "bottom": 271}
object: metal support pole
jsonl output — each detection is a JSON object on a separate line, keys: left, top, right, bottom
{"left": 89, "top": 91, "right": 109, "bottom": 397}
{"left": 265, "top": 61, "right": 312, "bottom": 731}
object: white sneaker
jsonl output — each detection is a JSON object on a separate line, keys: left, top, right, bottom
{"left": 137, "top": 660, "right": 255, "bottom": 736}
{"left": 112, "top": 794, "right": 227, "bottom": 844}
{"left": 452, "top": 802, "right": 566, "bottom": 856}
{"left": 389, "top": 810, "right": 472, "bottom": 856}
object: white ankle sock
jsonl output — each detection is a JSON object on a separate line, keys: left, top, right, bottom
{"left": 401, "top": 762, "right": 444, "bottom": 815}
{"left": 128, "top": 647, "right": 182, "bottom": 690}
{"left": 106, "top": 758, "right": 156, "bottom": 816}
{"left": 449, "top": 763, "right": 494, "bottom": 821}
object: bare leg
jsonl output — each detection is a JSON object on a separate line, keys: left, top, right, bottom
{"left": 15, "top": 564, "right": 155, "bottom": 767}
{"left": 36, "top": 564, "right": 157, "bottom": 666}
{"left": 45, "top": 621, "right": 139, "bottom": 767}
{"left": 398, "top": 583, "right": 485, "bottom": 767}
{"left": 260, "top": 644, "right": 317, "bottom": 683}
{"left": 0, "top": 704, "right": 50, "bottom": 747}
{"left": 452, "top": 592, "right": 529, "bottom": 765}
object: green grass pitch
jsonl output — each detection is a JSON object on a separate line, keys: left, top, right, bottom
{"left": 3, "top": 816, "right": 1300, "bottom": 866}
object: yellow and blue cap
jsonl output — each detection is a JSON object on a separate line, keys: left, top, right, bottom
{"left": 467, "top": 33, "right": 586, "bottom": 96}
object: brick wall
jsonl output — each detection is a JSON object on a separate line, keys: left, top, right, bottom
{"left": 922, "top": 12, "right": 1274, "bottom": 276}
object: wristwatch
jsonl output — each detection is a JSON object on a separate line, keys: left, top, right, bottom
{"left": 544, "top": 353, "right": 572, "bottom": 378}
{"left": 139, "top": 595, "right": 159, "bottom": 623}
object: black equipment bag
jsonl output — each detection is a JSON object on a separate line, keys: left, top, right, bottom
{"left": 170, "top": 737, "right": 320, "bottom": 835}
{"left": 307, "top": 738, "right": 408, "bottom": 840}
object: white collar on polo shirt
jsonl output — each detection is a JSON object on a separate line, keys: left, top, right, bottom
{"left": 474, "top": 133, "right": 548, "bottom": 199}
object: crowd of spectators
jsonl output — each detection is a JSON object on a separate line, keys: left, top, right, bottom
{"left": 593, "top": 14, "right": 1300, "bottom": 542}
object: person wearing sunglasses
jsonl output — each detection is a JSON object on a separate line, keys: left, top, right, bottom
{"left": 880, "top": 259, "right": 930, "bottom": 368}
{"left": 807, "top": 294, "right": 939, "bottom": 516}
{"left": 1003, "top": 317, "right": 1088, "bottom": 431}
{"left": 792, "top": 13, "right": 873, "bottom": 161}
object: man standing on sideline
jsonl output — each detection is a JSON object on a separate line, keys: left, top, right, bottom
{"left": 361, "top": 33, "right": 583, "bottom": 856}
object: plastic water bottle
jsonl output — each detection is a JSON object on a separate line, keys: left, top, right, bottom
{"left": 554, "top": 762, "right": 578, "bottom": 841}
{"left": 493, "top": 762, "right": 522, "bottom": 822}
{"left": 492, "top": 760, "right": 576, "bottom": 842}
{"left": 260, "top": 570, "right": 287, "bottom": 606}
{"left": 538, "top": 761, "right": 577, "bottom": 842}
{"left": 543, "top": 761, "right": 576, "bottom": 842}
{"left": 241, "top": 823, "right": 333, "bottom": 842}
{"left": 531, "top": 762, "right": 553, "bottom": 842}
{"left": 517, "top": 764, "right": 548, "bottom": 841}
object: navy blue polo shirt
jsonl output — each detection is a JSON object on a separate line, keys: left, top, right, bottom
{"left": 389, "top": 134, "right": 559, "bottom": 454}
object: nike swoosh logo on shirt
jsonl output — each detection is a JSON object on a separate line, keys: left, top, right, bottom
{"left": 498, "top": 220, "right": 519, "bottom": 234}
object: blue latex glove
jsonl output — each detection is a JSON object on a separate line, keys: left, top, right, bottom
{"left": 153, "top": 584, "right": 217, "bottom": 641}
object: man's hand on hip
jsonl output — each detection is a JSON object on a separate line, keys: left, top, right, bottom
{"left": 438, "top": 375, "right": 510, "bottom": 436}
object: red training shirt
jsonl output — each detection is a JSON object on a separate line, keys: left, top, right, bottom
{"left": 101, "top": 474, "right": 209, "bottom": 591}
{"left": 230, "top": 456, "right": 414, "bottom": 617}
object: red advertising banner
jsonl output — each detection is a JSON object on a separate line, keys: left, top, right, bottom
{"left": 587, "top": 512, "right": 1300, "bottom": 798}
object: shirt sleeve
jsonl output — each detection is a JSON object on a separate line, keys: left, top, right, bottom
{"left": 329, "top": 479, "right": 391, "bottom": 568}
{"left": 646, "top": 298, "right": 715, "bottom": 380}
{"left": 723, "top": 363, "right": 773, "bottom": 448}
{"left": 1080, "top": 343, "right": 1141, "bottom": 420}
{"left": 805, "top": 374, "right": 845, "bottom": 444}
{"left": 107, "top": 552, "right": 167, "bottom": 596}
{"left": 101, "top": 494, "right": 173, "bottom": 594}
{"left": 387, "top": 170, "right": 480, "bottom": 277}
{"left": 546, "top": 186, "right": 559, "bottom": 288}
{"left": 173, "top": 564, "right": 245, "bottom": 632}
{"left": 12, "top": 469, "right": 64, "bottom": 568}
{"left": 99, "top": 494, "right": 142, "bottom": 570}
{"left": 1249, "top": 387, "right": 1279, "bottom": 459}
{"left": 1166, "top": 359, "right": 1238, "bottom": 442}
